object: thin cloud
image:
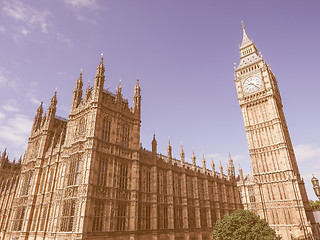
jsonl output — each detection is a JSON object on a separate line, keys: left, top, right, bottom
{"left": 0, "top": 113, "right": 32, "bottom": 149}
{"left": 2, "top": 100, "right": 20, "bottom": 112}
{"left": 0, "top": 67, "right": 18, "bottom": 88}
{"left": 2, "top": 0, "right": 72, "bottom": 45}
{"left": 3, "top": 0, "right": 51, "bottom": 34}
{"left": 64, "top": 0, "right": 104, "bottom": 24}
{"left": 64, "top": 0, "right": 99, "bottom": 10}
{"left": 294, "top": 144, "right": 320, "bottom": 162}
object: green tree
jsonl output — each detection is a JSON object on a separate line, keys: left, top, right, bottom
{"left": 309, "top": 200, "right": 320, "bottom": 210}
{"left": 213, "top": 210, "right": 281, "bottom": 240}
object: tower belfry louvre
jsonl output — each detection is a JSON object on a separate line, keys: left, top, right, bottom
{"left": 0, "top": 55, "right": 242, "bottom": 240}
{"left": 235, "top": 22, "right": 318, "bottom": 240}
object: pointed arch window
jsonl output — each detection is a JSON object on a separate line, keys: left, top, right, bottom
{"left": 66, "top": 155, "right": 81, "bottom": 186}
{"left": 103, "top": 117, "right": 111, "bottom": 142}
{"left": 122, "top": 124, "right": 129, "bottom": 147}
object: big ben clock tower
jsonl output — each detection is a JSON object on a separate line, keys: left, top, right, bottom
{"left": 234, "top": 22, "right": 316, "bottom": 240}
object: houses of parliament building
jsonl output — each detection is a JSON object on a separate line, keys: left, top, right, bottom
{"left": 0, "top": 24, "right": 319, "bottom": 240}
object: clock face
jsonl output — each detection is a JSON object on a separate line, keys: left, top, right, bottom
{"left": 243, "top": 76, "right": 263, "bottom": 94}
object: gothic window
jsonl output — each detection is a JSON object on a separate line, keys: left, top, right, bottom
{"left": 248, "top": 186, "right": 255, "bottom": 203}
{"left": 187, "top": 201, "right": 196, "bottom": 229}
{"left": 157, "top": 204, "right": 168, "bottom": 229}
{"left": 200, "top": 206, "right": 207, "bottom": 228}
{"left": 117, "top": 202, "right": 127, "bottom": 231}
{"left": 97, "top": 157, "right": 108, "bottom": 187}
{"left": 103, "top": 117, "right": 111, "bottom": 142}
{"left": 139, "top": 166, "right": 151, "bottom": 193}
{"left": 174, "top": 205, "right": 183, "bottom": 229}
{"left": 186, "top": 176, "right": 193, "bottom": 198}
{"left": 93, "top": 200, "right": 104, "bottom": 231}
{"left": 66, "top": 156, "right": 81, "bottom": 186}
{"left": 60, "top": 199, "right": 76, "bottom": 232}
{"left": 122, "top": 124, "right": 129, "bottom": 147}
{"left": 12, "top": 206, "right": 26, "bottom": 231}
{"left": 20, "top": 171, "right": 33, "bottom": 196}
{"left": 173, "top": 173, "right": 181, "bottom": 197}
{"left": 118, "top": 163, "right": 128, "bottom": 189}
{"left": 138, "top": 203, "right": 151, "bottom": 230}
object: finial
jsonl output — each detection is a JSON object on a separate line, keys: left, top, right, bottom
{"left": 137, "top": 73, "right": 139, "bottom": 80}
{"left": 168, "top": 136, "right": 170, "bottom": 145}
{"left": 101, "top": 52, "right": 103, "bottom": 59}
{"left": 241, "top": 21, "right": 245, "bottom": 29}
{"left": 55, "top": 88, "right": 57, "bottom": 93}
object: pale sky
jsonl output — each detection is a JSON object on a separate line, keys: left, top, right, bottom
{"left": 0, "top": 0, "right": 319, "bottom": 200}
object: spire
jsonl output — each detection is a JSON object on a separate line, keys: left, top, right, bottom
{"left": 227, "top": 152, "right": 235, "bottom": 178}
{"left": 202, "top": 154, "right": 206, "bottom": 173}
{"left": 72, "top": 70, "right": 83, "bottom": 107}
{"left": 211, "top": 158, "right": 215, "bottom": 176}
{"left": 152, "top": 131, "right": 157, "bottom": 157}
{"left": 240, "top": 21, "right": 252, "bottom": 47}
{"left": 180, "top": 145, "right": 185, "bottom": 166}
{"left": 33, "top": 101, "right": 43, "bottom": 131}
{"left": 96, "top": 52, "right": 105, "bottom": 76}
{"left": 118, "top": 79, "right": 122, "bottom": 95}
{"left": 50, "top": 89, "right": 57, "bottom": 108}
{"left": 1, "top": 148, "right": 7, "bottom": 159}
{"left": 167, "top": 137, "right": 172, "bottom": 161}
{"left": 93, "top": 53, "right": 105, "bottom": 96}
{"left": 192, "top": 148, "right": 196, "bottom": 169}
{"left": 237, "top": 21, "right": 260, "bottom": 66}
{"left": 219, "top": 161, "right": 223, "bottom": 178}
{"left": 133, "top": 77, "right": 141, "bottom": 114}
{"left": 48, "top": 90, "right": 57, "bottom": 120}
{"left": 36, "top": 101, "right": 43, "bottom": 116}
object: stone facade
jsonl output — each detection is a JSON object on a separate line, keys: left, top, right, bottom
{"left": 0, "top": 55, "right": 242, "bottom": 240}
{"left": 234, "top": 22, "right": 318, "bottom": 240}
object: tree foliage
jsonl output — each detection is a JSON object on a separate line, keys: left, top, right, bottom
{"left": 213, "top": 210, "right": 281, "bottom": 240}
{"left": 309, "top": 200, "right": 320, "bottom": 210}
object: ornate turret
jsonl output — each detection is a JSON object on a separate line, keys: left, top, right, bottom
{"left": 47, "top": 90, "right": 57, "bottom": 122}
{"left": 116, "top": 80, "right": 122, "bottom": 102}
{"left": 32, "top": 101, "right": 43, "bottom": 132}
{"left": 72, "top": 70, "right": 83, "bottom": 107}
{"left": 227, "top": 153, "right": 235, "bottom": 178}
{"left": 192, "top": 148, "right": 196, "bottom": 170}
{"left": 152, "top": 132, "right": 157, "bottom": 158}
{"left": 239, "top": 164, "right": 243, "bottom": 181}
{"left": 180, "top": 145, "right": 185, "bottom": 167}
{"left": 219, "top": 161, "right": 223, "bottom": 178}
{"left": 312, "top": 174, "right": 320, "bottom": 200}
{"left": 202, "top": 154, "right": 206, "bottom": 174}
{"left": 133, "top": 77, "right": 141, "bottom": 115}
{"left": 211, "top": 158, "right": 215, "bottom": 176}
{"left": 93, "top": 53, "right": 105, "bottom": 97}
